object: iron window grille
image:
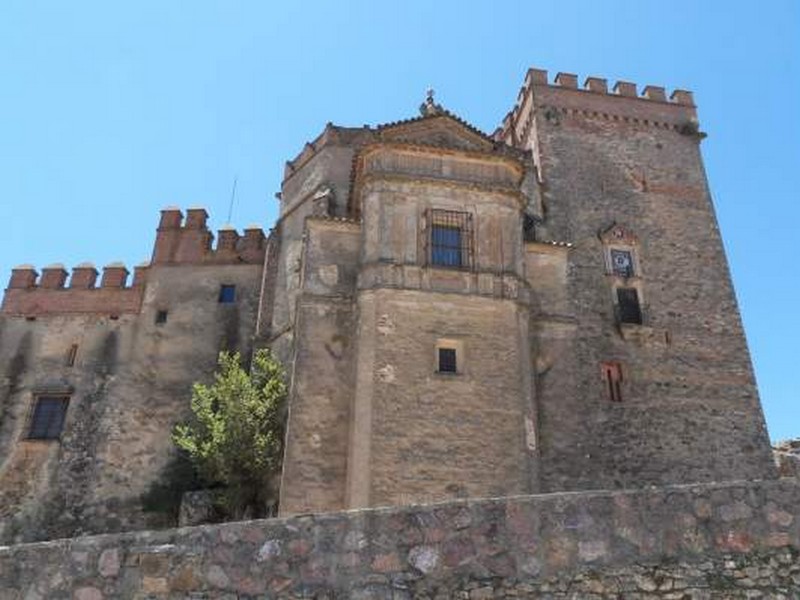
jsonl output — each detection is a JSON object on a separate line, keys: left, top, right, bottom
{"left": 427, "top": 209, "right": 474, "bottom": 269}
{"left": 28, "top": 396, "right": 70, "bottom": 440}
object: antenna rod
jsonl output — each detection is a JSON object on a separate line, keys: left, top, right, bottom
{"left": 226, "top": 176, "right": 238, "bottom": 223}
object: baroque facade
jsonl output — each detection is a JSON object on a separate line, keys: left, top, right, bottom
{"left": 0, "top": 68, "right": 776, "bottom": 543}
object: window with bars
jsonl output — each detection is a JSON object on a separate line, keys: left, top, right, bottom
{"left": 28, "top": 396, "right": 70, "bottom": 440}
{"left": 601, "top": 362, "right": 623, "bottom": 402}
{"left": 428, "top": 209, "right": 473, "bottom": 269}
{"left": 616, "top": 287, "right": 643, "bottom": 325}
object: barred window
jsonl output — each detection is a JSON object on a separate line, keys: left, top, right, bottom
{"left": 28, "top": 396, "right": 70, "bottom": 440}
{"left": 428, "top": 209, "right": 473, "bottom": 269}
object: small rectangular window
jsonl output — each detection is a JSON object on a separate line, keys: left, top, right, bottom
{"left": 616, "top": 287, "right": 643, "bottom": 325}
{"left": 428, "top": 209, "right": 473, "bottom": 269}
{"left": 65, "top": 344, "right": 78, "bottom": 367}
{"left": 438, "top": 347, "right": 457, "bottom": 373}
{"left": 28, "top": 396, "right": 70, "bottom": 440}
{"left": 155, "top": 310, "right": 168, "bottom": 325}
{"left": 218, "top": 284, "right": 236, "bottom": 303}
{"left": 601, "top": 362, "right": 623, "bottom": 402}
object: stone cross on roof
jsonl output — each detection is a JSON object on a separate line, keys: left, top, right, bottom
{"left": 420, "top": 88, "right": 443, "bottom": 117}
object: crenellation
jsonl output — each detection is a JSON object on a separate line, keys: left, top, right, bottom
{"left": 8, "top": 265, "right": 37, "bottom": 289}
{"left": 613, "top": 80, "right": 637, "bottom": 97}
{"left": 642, "top": 84, "right": 667, "bottom": 102}
{"left": 215, "top": 225, "right": 239, "bottom": 253}
{"left": 68, "top": 263, "right": 98, "bottom": 289}
{"left": 554, "top": 71, "right": 579, "bottom": 88}
{"left": 526, "top": 67, "right": 548, "bottom": 86}
{"left": 152, "top": 206, "right": 266, "bottom": 265}
{"left": 39, "top": 264, "right": 68, "bottom": 289}
{"left": 100, "top": 262, "right": 129, "bottom": 288}
{"left": 184, "top": 207, "right": 208, "bottom": 229}
{"left": 670, "top": 88, "right": 695, "bottom": 106}
{"left": 584, "top": 76, "right": 608, "bottom": 93}
{"left": 131, "top": 262, "right": 149, "bottom": 286}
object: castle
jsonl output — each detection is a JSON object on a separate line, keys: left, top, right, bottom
{"left": 0, "top": 67, "right": 776, "bottom": 544}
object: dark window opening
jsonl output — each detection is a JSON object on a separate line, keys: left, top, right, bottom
{"left": 28, "top": 396, "right": 70, "bottom": 440}
{"left": 432, "top": 225, "right": 463, "bottom": 267}
{"left": 601, "top": 362, "right": 623, "bottom": 402}
{"left": 438, "top": 348, "right": 457, "bottom": 373}
{"left": 610, "top": 249, "right": 634, "bottom": 277}
{"left": 65, "top": 344, "right": 78, "bottom": 367}
{"left": 616, "top": 287, "right": 643, "bottom": 325}
{"left": 155, "top": 310, "right": 168, "bottom": 325}
{"left": 218, "top": 284, "right": 236, "bottom": 303}
{"left": 429, "top": 210, "right": 473, "bottom": 269}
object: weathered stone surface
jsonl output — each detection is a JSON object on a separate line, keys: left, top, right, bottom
{"left": 0, "top": 479, "right": 797, "bottom": 597}
{"left": 0, "top": 68, "right": 778, "bottom": 550}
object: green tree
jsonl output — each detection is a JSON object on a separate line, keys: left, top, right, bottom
{"left": 172, "top": 348, "right": 287, "bottom": 519}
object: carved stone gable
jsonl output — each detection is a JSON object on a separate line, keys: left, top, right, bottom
{"left": 378, "top": 115, "right": 495, "bottom": 152}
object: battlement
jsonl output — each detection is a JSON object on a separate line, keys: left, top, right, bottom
{"left": 151, "top": 207, "right": 266, "bottom": 265}
{"left": 498, "top": 66, "right": 699, "bottom": 142}
{"left": 1, "top": 208, "right": 266, "bottom": 317}
{"left": 1, "top": 261, "right": 147, "bottom": 316}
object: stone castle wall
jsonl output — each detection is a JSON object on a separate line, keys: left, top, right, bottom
{"left": 0, "top": 210, "right": 266, "bottom": 544}
{"left": 500, "top": 68, "right": 775, "bottom": 492}
{"left": 1, "top": 478, "right": 799, "bottom": 598}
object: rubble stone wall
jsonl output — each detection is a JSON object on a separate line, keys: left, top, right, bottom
{"left": 1, "top": 479, "right": 799, "bottom": 598}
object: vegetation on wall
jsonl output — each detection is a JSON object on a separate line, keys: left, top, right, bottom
{"left": 171, "top": 348, "right": 287, "bottom": 519}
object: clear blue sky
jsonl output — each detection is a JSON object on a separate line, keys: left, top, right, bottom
{"left": 1, "top": 1, "right": 797, "bottom": 440}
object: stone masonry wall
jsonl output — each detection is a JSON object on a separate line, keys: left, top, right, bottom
{"left": 503, "top": 69, "right": 775, "bottom": 492}
{"left": 1, "top": 478, "right": 800, "bottom": 598}
{"left": 0, "top": 210, "right": 266, "bottom": 544}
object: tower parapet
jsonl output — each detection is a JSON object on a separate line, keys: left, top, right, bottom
{"left": 497, "top": 67, "right": 699, "bottom": 146}
{"left": 151, "top": 207, "right": 266, "bottom": 265}
{"left": 1, "top": 262, "right": 147, "bottom": 316}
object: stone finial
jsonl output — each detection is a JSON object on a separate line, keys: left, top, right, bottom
{"left": 419, "top": 88, "right": 443, "bottom": 117}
